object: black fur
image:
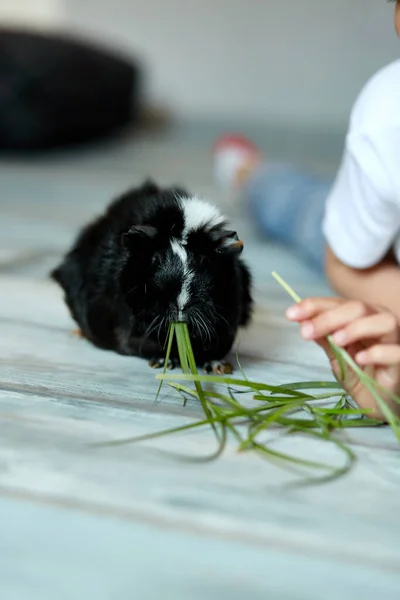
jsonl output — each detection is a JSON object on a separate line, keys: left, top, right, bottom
{"left": 51, "top": 181, "right": 253, "bottom": 365}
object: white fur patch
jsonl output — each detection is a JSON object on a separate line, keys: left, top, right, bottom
{"left": 180, "top": 196, "right": 224, "bottom": 238}
{"left": 171, "top": 196, "right": 224, "bottom": 319}
{"left": 177, "top": 271, "right": 194, "bottom": 319}
{"left": 170, "top": 238, "right": 193, "bottom": 318}
{"left": 170, "top": 239, "right": 187, "bottom": 265}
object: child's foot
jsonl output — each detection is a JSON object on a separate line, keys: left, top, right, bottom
{"left": 213, "top": 134, "right": 262, "bottom": 189}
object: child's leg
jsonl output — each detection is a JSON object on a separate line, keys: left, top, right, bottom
{"left": 246, "top": 162, "right": 332, "bottom": 271}
{"left": 213, "top": 135, "right": 334, "bottom": 272}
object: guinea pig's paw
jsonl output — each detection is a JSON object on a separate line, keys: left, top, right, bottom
{"left": 203, "top": 360, "right": 234, "bottom": 375}
{"left": 149, "top": 357, "right": 179, "bottom": 370}
{"left": 71, "top": 328, "right": 84, "bottom": 339}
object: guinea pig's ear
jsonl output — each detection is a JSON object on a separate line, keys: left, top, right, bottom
{"left": 140, "top": 180, "right": 160, "bottom": 196}
{"left": 214, "top": 230, "right": 244, "bottom": 256}
{"left": 121, "top": 225, "right": 158, "bottom": 249}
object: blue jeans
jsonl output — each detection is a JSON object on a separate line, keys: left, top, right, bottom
{"left": 245, "top": 163, "right": 333, "bottom": 272}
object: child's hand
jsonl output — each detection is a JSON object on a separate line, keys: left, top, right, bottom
{"left": 286, "top": 298, "right": 400, "bottom": 420}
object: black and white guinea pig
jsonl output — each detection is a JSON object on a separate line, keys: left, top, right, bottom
{"left": 51, "top": 181, "right": 253, "bottom": 374}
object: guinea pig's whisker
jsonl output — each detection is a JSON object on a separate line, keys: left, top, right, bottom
{"left": 215, "top": 308, "right": 233, "bottom": 333}
{"left": 157, "top": 316, "right": 167, "bottom": 346}
{"left": 196, "top": 315, "right": 208, "bottom": 344}
{"left": 188, "top": 311, "right": 202, "bottom": 341}
{"left": 201, "top": 309, "right": 219, "bottom": 346}
{"left": 199, "top": 306, "right": 216, "bottom": 337}
{"left": 201, "top": 314, "right": 215, "bottom": 344}
{"left": 140, "top": 315, "right": 161, "bottom": 351}
{"left": 201, "top": 315, "right": 213, "bottom": 346}
{"left": 191, "top": 309, "right": 214, "bottom": 346}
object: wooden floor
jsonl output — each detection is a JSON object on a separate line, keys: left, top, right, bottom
{"left": 1, "top": 125, "right": 400, "bottom": 599}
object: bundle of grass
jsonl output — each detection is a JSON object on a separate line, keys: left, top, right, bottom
{"left": 95, "top": 273, "right": 400, "bottom": 484}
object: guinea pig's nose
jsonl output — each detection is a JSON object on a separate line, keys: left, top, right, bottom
{"left": 169, "top": 304, "right": 187, "bottom": 323}
{"left": 168, "top": 305, "right": 179, "bottom": 322}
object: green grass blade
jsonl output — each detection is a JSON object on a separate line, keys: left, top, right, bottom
{"left": 172, "top": 323, "right": 222, "bottom": 444}
{"left": 182, "top": 323, "right": 216, "bottom": 423}
{"left": 156, "top": 323, "right": 175, "bottom": 400}
{"left": 286, "top": 429, "right": 356, "bottom": 487}
{"left": 175, "top": 324, "right": 190, "bottom": 374}
{"left": 331, "top": 344, "right": 400, "bottom": 440}
{"left": 274, "top": 381, "right": 344, "bottom": 391}
{"left": 160, "top": 422, "right": 229, "bottom": 464}
{"left": 272, "top": 271, "right": 302, "bottom": 303}
{"left": 250, "top": 441, "right": 337, "bottom": 472}
{"left": 157, "top": 373, "right": 314, "bottom": 398}
{"left": 312, "top": 407, "right": 371, "bottom": 416}
{"left": 254, "top": 392, "right": 344, "bottom": 402}
{"left": 235, "top": 341, "right": 249, "bottom": 381}
{"left": 91, "top": 417, "right": 211, "bottom": 449}
{"left": 333, "top": 418, "right": 384, "bottom": 428}
{"left": 167, "top": 382, "right": 259, "bottom": 417}
{"left": 246, "top": 400, "right": 308, "bottom": 444}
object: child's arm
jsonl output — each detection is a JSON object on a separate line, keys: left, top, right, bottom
{"left": 325, "top": 245, "right": 400, "bottom": 323}
{"left": 323, "top": 130, "right": 400, "bottom": 305}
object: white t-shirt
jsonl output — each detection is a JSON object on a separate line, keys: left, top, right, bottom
{"left": 323, "top": 59, "right": 400, "bottom": 269}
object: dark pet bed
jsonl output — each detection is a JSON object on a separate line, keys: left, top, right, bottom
{"left": 0, "top": 28, "right": 142, "bottom": 151}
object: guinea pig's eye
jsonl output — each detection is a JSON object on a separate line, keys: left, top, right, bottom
{"left": 151, "top": 252, "right": 162, "bottom": 268}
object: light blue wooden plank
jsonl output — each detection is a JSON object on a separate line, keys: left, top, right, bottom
{"left": 1, "top": 384, "right": 399, "bottom": 572}
{"left": 0, "top": 495, "right": 399, "bottom": 600}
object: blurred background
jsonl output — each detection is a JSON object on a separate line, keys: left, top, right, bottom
{"left": 0, "top": 0, "right": 398, "bottom": 132}
{"left": 64, "top": 0, "right": 399, "bottom": 129}
{"left": 1, "top": 0, "right": 397, "bottom": 125}
{"left": 0, "top": 0, "right": 399, "bottom": 274}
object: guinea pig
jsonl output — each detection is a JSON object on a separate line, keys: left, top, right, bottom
{"left": 51, "top": 180, "right": 253, "bottom": 374}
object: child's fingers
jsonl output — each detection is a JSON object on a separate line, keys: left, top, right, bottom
{"left": 356, "top": 344, "right": 400, "bottom": 366}
{"left": 298, "top": 301, "right": 373, "bottom": 341}
{"left": 331, "top": 313, "right": 399, "bottom": 347}
{"left": 286, "top": 297, "right": 342, "bottom": 321}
